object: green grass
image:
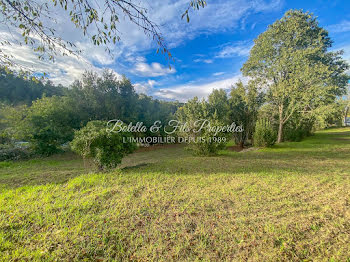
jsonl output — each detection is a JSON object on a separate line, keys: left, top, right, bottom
{"left": 0, "top": 128, "right": 350, "bottom": 261}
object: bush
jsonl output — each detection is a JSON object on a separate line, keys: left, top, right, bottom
{"left": 0, "top": 147, "right": 31, "bottom": 161}
{"left": 3, "top": 96, "right": 80, "bottom": 156}
{"left": 175, "top": 97, "right": 229, "bottom": 156}
{"left": 0, "top": 131, "right": 11, "bottom": 145}
{"left": 71, "top": 121, "right": 136, "bottom": 170}
{"left": 284, "top": 118, "right": 313, "bottom": 142}
{"left": 25, "top": 96, "right": 80, "bottom": 155}
{"left": 185, "top": 121, "right": 229, "bottom": 156}
{"left": 284, "top": 127, "right": 307, "bottom": 142}
{"left": 253, "top": 119, "right": 276, "bottom": 147}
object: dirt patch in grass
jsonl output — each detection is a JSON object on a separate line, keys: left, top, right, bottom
{"left": 227, "top": 145, "right": 258, "bottom": 153}
{"left": 332, "top": 137, "right": 350, "bottom": 141}
{"left": 227, "top": 145, "right": 244, "bottom": 152}
{"left": 135, "top": 143, "right": 182, "bottom": 152}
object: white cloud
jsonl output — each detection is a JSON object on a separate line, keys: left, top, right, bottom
{"left": 134, "top": 79, "right": 159, "bottom": 94}
{"left": 343, "top": 46, "right": 350, "bottom": 59}
{"left": 0, "top": 0, "right": 283, "bottom": 87}
{"left": 333, "top": 44, "right": 350, "bottom": 64}
{"left": 327, "top": 20, "right": 350, "bottom": 33}
{"left": 147, "top": 79, "right": 158, "bottom": 88}
{"left": 125, "top": 56, "right": 146, "bottom": 63}
{"left": 133, "top": 62, "right": 176, "bottom": 77}
{"left": 193, "top": 58, "right": 214, "bottom": 64}
{"left": 75, "top": 41, "right": 118, "bottom": 65}
{"left": 213, "top": 72, "right": 225, "bottom": 76}
{"left": 203, "top": 59, "right": 213, "bottom": 64}
{"left": 23, "top": 0, "right": 282, "bottom": 63}
{"left": 151, "top": 0, "right": 283, "bottom": 47}
{"left": 339, "top": 44, "right": 350, "bottom": 74}
{"left": 153, "top": 74, "right": 247, "bottom": 102}
{"left": 0, "top": 31, "right": 121, "bottom": 86}
{"left": 216, "top": 41, "right": 253, "bottom": 58}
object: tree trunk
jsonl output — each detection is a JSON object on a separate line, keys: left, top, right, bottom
{"left": 277, "top": 105, "right": 284, "bottom": 143}
{"left": 277, "top": 119, "right": 283, "bottom": 143}
{"left": 98, "top": 164, "right": 104, "bottom": 172}
{"left": 238, "top": 141, "right": 244, "bottom": 149}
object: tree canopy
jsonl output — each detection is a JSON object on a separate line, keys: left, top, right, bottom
{"left": 0, "top": 68, "right": 64, "bottom": 105}
{"left": 0, "top": 69, "right": 181, "bottom": 155}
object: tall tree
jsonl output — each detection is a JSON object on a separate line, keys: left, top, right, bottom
{"left": 175, "top": 95, "right": 229, "bottom": 156}
{"left": 242, "top": 10, "right": 349, "bottom": 143}
{"left": 228, "top": 81, "right": 262, "bottom": 148}
{"left": 208, "top": 89, "right": 229, "bottom": 122}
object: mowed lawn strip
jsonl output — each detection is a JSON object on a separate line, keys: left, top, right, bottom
{"left": 0, "top": 128, "right": 349, "bottom": 261}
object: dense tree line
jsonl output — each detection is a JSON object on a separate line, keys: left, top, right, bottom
{"left": 66, "top": 70, "right": 180, "bottom": 128}
{"left": 0, "top": 68, "right": 65, "bottom": 105}
{"left": 0, "top": 69, "right": 181, "bottom": 155}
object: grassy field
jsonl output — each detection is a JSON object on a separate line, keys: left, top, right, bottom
{"left": 0, "top": 128, "right": 349, "bottom": 261}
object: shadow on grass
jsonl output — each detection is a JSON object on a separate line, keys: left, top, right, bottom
{"left": 0, "top": 152, "right": 87, "bottom": 190}
{"left": 123, "top": 129, "right": 350, "bottom": 176}
{"left": 0, "top": 128, "right": 349, "bottom": 189}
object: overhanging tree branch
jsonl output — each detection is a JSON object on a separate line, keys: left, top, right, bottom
{"left": 0, "top": 0, "right": 206, "bottom": 70}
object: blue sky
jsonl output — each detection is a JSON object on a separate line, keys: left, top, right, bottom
{"left": 2, "top": 0, "right": 350, "bottom": 101}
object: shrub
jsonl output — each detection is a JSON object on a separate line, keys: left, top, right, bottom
{"left": 284, "top": 117, "right": 313, "bottom": 142}
{"left": 0, "top": 131, "right": 11, "bottom": 145}
{"left": 185, "top": 119, "right": 229, "bottom": 156}
{"left": 175, "top": 97, "right": 230, "bottom": 156}
{"left": 71, "top": 121, "right": 136, "bottom": 170}
{"left": 0, "top": 147, "right": 31, "bottom": 161}
{"left": 4, "top": 96, "right": 80, "bottom": 156}
{"left": 253, "top": 119, "right": 276, "bottom": 147}
{"left": 228, "top": 81, "right": 262, "bottom": 148}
